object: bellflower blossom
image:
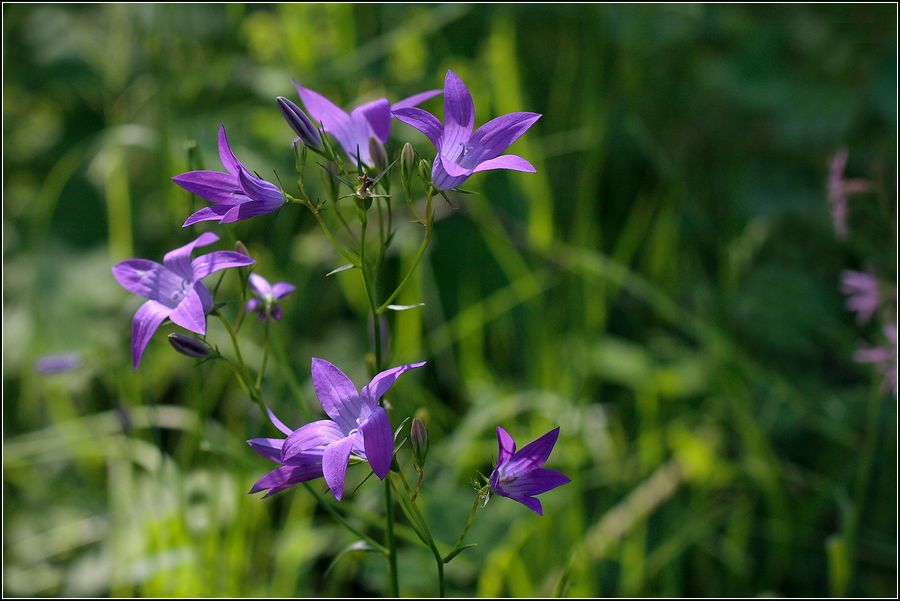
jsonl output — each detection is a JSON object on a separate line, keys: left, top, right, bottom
{"left": 392, "top": 70, "right": 541, "bottom": 191}
{"left": 840, "top": 270, "right": 881, "bottom": 325}
{"left": 855, "top": 323, "right": 897, "bottom": 398}
{"left": 489, "top": 426, "right": 570, "bottom": 516}
{"left": 245, "top": 273, "right": 296, "bottom": 321}
{"left": 292, "top": 82, "right": 441, "bottom": 168}
{"left": 827, "top": 149, "right": 871, "bottom": 240}
{"left": 172, "top": 125, "right": 285, "bottom": 227}
{"left": 249, "top": 358, "right": 426, "bottom": 500}
{"left": 112, "top": 232, "right": 255, "bottom": 370}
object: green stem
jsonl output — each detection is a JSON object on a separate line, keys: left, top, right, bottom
{"left": 255, "top": 319, "right": 270, "bottom": 390}
{"left": 290, "top": 197, "right": 359, "bottom": 266}
{"left": 847, "top": 386, "right": 883, "bottom": 591}
{"left": 377, "top": 188, "right": 434, "bottom": 313}
{"left": 214, "top": 312, "right": 264, "bottom": 413}
{"left": 444, "top": 487, "right": 485, "bottom": 562}
{"left": 303, "top": 483, "right": 387, "bottom": 555}
{"left": 395, "top": 469, "right": 445, "bottom": 597}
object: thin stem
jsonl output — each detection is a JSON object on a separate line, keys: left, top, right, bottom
{"left": 255, "top": 319, "right": 270, "bottom": 390}
{"left": 395, "top": 469, "right": 445, "bottom": 597}
{"left": 445, "top": 487, "right": 484, "bottom": 562}
{"left": 376, "top": 196, "right": 386, "bottom": 274}
{"left": 377, "top": 188, "right": 434, "bottom": 313}
{"left": 334, "top": 200, "right": 359, "bottom": 245}
{"left": 290, "top": 197, "right": 359, "bottom": 266}
{"left": 847, "top": 386, "right": 883, "bottom": 591}
{"left": 384, "top": 478, "right": 399, "bottom": 597}
{"left": 303, "top": 483, "right": 388, "bottom": 555}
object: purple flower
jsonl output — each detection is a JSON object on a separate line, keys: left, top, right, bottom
{"left": 245, "top": 273, "right": 296, "bottom": 321}
{"left": 112, "top": 232, "right": 255, "bottom": 370}
{"left": 172, "top": 125, "right": 285, "bottom": 227}
{"left": 249, "top": 358, "right": 426, "bottom": 500}
{"left": 855, "top": 323, "right": 897, "bottom": 398}
{"left": 393, "top": 70, "right": 541, "bottom": 191}
{"left": 840, "top": 270, "right": 881, "bottom": 324}
{"left": 292, "top": 81, "right": 440, "bottom": 168}
{"left": 36, "top": 352, "right": 83, "bottom": 374}
{"left": 827, "top": 149, "right": 871, "bottom": 240}
{"left": 489, "top": 426, "right": 570, "bottom": 516}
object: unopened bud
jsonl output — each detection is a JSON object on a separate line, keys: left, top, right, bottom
{"left": 368, "top": 137, "right": 388, "bottom": 172}
{"left": 168, "top": 333, "right": 213, "bottom": 359}
{"left": 292, "top": 139, "right": 308, "bottom": 173}
{"left": 400, "top": 143, "right": 415, "bottom": 190}
{"left": 410, "top": 417, "right": 429, "bottom": 468}
{"left": 234, "top": 240, "right": 250, "bottom": 257}
{"left": 418, "top": 159, "right": 432, "bottom": 184}
{"left": 277, "top": 96, "right": 324, "bottom": 153}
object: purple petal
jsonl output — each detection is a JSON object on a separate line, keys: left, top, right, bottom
{"left": 439, "top": 154, "right": 473, "bottom": 178}
{"left": 506, "top": 427, "right": 560, "bottom": 472}
{"left": 250, "top": 463, "right": 323, "bottom": 497}
{"left": 361, "top": 361, "right": 426, "bottom": 406}
{"left": 248, "top": 437, "right": 284, "bottom": 462}
{"left": 168, "top": 288, "right": 206, "bottom": 335}
{"left": 171, "top": 171, "right": 243, "bottom": 205}
{"left": 112, "top": 259, "right": 164, "bottom": 298}
{"left": 510, "top": 495, "right": 543, "bottom": 516}
{"left": 245, "top": 298, "right": 260, "bottom": 313}
{"left": 465, "top": 112, "right": 541, "bottom": 167}
{"left": 272, "top": 282, "right": 296, "bottom": 300}
{"left": 322, "top": 435, "right": 357, "bottom": 501}
{"left": 473, "top": 154, "right": 536, "bottom": 174}
{"left": 272, "top": 305, "right": 283, "bottom": 321}
{"left": 248, "top": 273, "right": 272, "bottom": 298}
{"left": 282, "top": 419, "right": 344, "bottom": 464}
{"left": 442, "top": 70, "right": 475, "bottom": 161}
{"left": 131, "top": 300, "right": 172, "bottom": 371}
{"left": 237, "top": 167, "right": 283, "bottom": 206}
{"left": 431, "top": 158, "right": 469, "bottom": 191}
{"left": 266, "top": 406, "right": 294, "bottom": 436}
{"left": 392, "top": 89, "right": 442, "bottom": 111}
{"left": 191, "top": 251, "right": 255, "bottom": 280}
{"left": 311, "top": 358, "right": 364, "bottom": 433}
{"left": 502, "top": 468, "right": 570, "bottom": 497}
{"left": 194, "top": 282, "right": 213, "bottom": 313}
{"left": 352, "top": 98, "right": 392, "bottom": 144}
{"left": 182, "top": 205, "right": 236, "bottom": 228}
{"left": 163, "top": 232, "right": 219, "bottom": 278}
{"left": 496, "top": 426, "right": 516, "bottom": 465}
{"left": 220, "top": 201, "right": 282, "bottom": 224}
{"left": 359, "top": 406, "right": 393, "bottom": 479}
{"left": 392, "top": 107, "right": 443, "bottom": 149}
{"left": 295, "top": 82, "right": 351, "bottom": 133}
{"left": 218, "top": 125, "right": 241, "bottom": 176}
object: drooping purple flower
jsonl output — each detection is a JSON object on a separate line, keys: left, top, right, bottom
{"left": 245, "top": 273, "right": 296, "bottom": 321}
{"left": 855, "top": 323, "right": 897, "bottom": 398}
{"left": 172, "top": 125, "right": 286, "bottom": 227}
{"left": 827, "top": 149, "right": 871, "bottom": 240}
{"left": 112, "top": 232, "right": 255, "bottom": 370}
{"left": 249, "top": 358, "right": 426, "bottom": 500}
{"left": 489, "top": 426, "right": 570, "bottom": 516}
{"left": 393, "top": 70, "right": 541, "bottom": 191}
{"left": 292, "top": 81, "right": 441, "bottom": 168}
{"left": 840, "top": 270, "right": 881, "bottom": 325}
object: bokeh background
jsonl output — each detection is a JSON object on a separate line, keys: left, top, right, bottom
{"left": 3, "top": 4, "right": 897, "bottom": 597}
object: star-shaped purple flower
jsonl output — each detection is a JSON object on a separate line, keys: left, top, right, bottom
{"left": 293, "top": 82, "right": 440, "bottom": 168}
{"left": 172, "top": 125, "right": 285, "bottom": 227}
{"left": 489, "top": 426, "right": 570, "bottom": 516}
{"left": 112, "top": 232, "right": 255, "bottom": 370}
{"left": 249, "top": 358, "right": 426, "bottom": 500}
{"left": 245, "top": 273, "right": 296, "bottom": 321}
{"left": 392, "top": 70, "right": 541, "bottom": 191}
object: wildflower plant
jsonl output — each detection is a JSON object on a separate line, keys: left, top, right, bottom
{"left": 113, "top": 68, "right": 568, "bottom": 597}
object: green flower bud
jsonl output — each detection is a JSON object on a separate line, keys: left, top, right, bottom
{"left": 418, "top": 158, "right": 432, "bottom": 184}
{"left": 410, "top": 416, "right": 429, "bottom": 469}
{"left": 400, "top": 143, "right": 415, "bottom": 190}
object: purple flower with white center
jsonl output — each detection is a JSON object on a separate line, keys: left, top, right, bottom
{"left": 489, "top": 426, "right": 570, "bottom": 516}
{"left": 292, "top": 81, "right": 441, "bottom": 168}
{"left": 840, "top": 270, "right": 881, "bottom": 325}
{"left": 855, "top": 323, "right": 897, "bottom": 399}
{"left": 249, "top": 358, "right": 426, "bottom": 500}
{"left": 172, "top": 125, "right": 285, "bottom": 227}
{"left": 112, "top": 232, "right": 255, "bottom": 370}
{"left": 827, "top": 149, "right": 871, "bottom": 240}
{"left": 392, "top": 70, "right": 541, "bottom": 191}
{"left": 245, "top": 273, "right": 296, "bottom": 321}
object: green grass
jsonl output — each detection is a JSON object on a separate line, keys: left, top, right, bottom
{"left": 3, "top": 4, "right": 897, "bottom": 597}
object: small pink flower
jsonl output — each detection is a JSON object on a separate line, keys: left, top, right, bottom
{"left": 855, "top": 323, "right": 897, "bottom": 399}
{"left": 840, "top": 270, "right": 881, "bottom": 324}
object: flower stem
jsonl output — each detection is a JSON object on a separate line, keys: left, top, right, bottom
{"left": 394, "top": 469, "right": 445, "bottom": 597}
{"left": 377, "top": 188, "right": 434, "bottom": 313}
{"left": 255, "top": 319, "right": 270, "bottom": 391}
{"left": 303, "top": 483, "right": 388, "bottom": 554}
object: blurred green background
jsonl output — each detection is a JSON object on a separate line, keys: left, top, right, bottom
{"left": 3, "top": 3, "right": 897, "bottom": 597}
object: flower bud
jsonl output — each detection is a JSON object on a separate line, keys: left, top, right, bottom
{"left": 410, "top": 416, "right": 429, "bottom": 468}
{"left": 168, "top": 333, "right": 213, "bottom": 359}
{"left": 292, "top": 138, "right": 308, "bottom": 173}
{"left": 277, "top": 96, "right": 324, "bottom": 153}
{"left": 234, "top": 240, "right": 250, "bottom": 257}
{"left": 418, "top": 158, "right": 432, "bottom": 184}
{"left": 368, "top": 136, "right": 388, "bottom": 172}
{"left": 400, "top": 143, "right": 415, "bottom": 190}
